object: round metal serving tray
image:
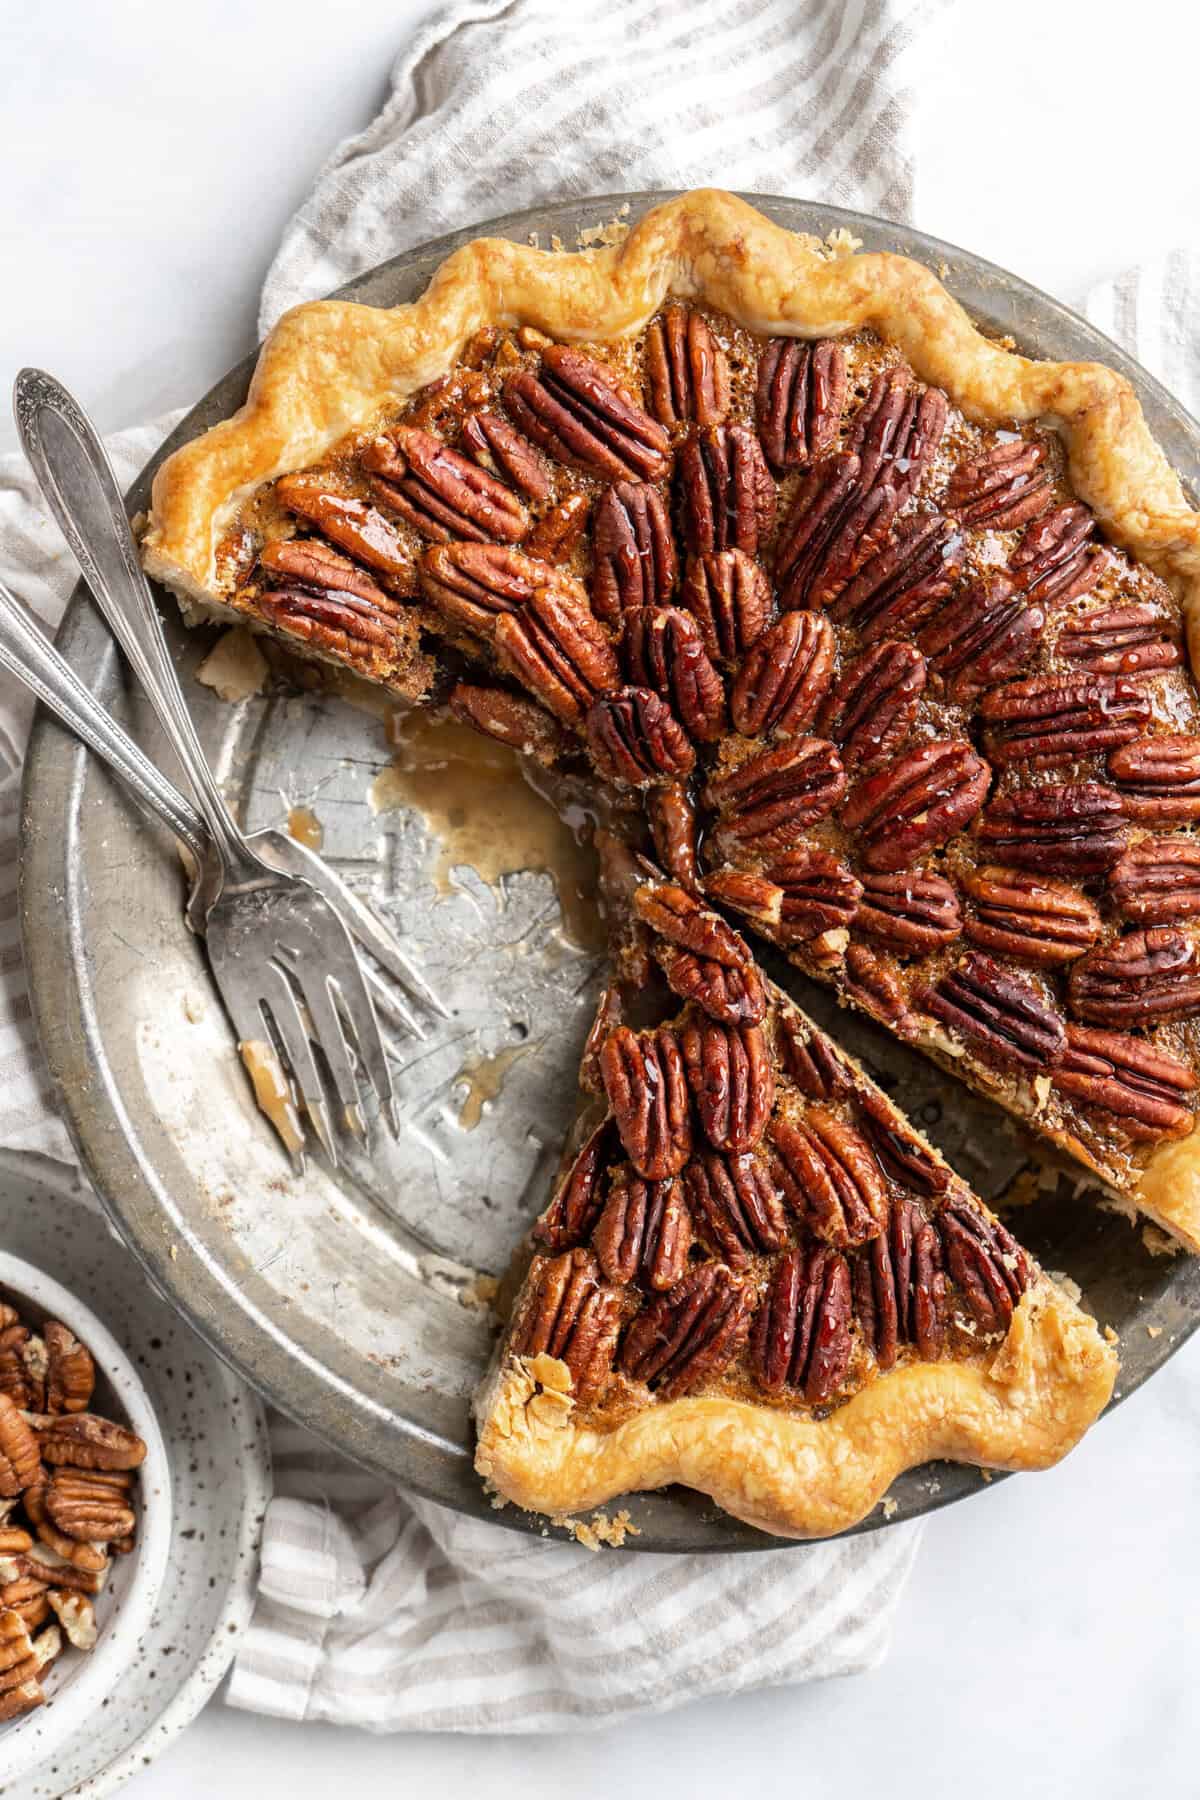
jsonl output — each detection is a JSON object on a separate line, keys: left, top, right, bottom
{"left": 20, "top": 194, "right": 1200, "bottom": 1550}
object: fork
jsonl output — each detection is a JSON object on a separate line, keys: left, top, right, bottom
{"left": 12, "top": 374, "right": 404, "bottom": 1167}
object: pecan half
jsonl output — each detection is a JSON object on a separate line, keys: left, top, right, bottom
{"left": 274, "top": 476, "right": 414, "bottom": 586}
{"left": 633, "top": 881, "right": 750, "bottom": 965}
{"left": 646, "top": 783, "right": 700, "bottom": 891}
{"left": 773, "top": 1014, "right": 853, "bottom": 1099}
{"left": 44, "top": 1472, "right": 134, "bottom": 1545}
{"left": 700, "top": 875, "right": 782, "bottom": 945}
{"left": 585, "top": 686, "right": 696, "bottom": 785}
{"left": 679, "top": 550, "right": 772, "bottom": 663}
{"left": 729, "top": 610, "right": 836, "bottom": 740}
{"left": 255, "top": 586, "right": 406, "bottom": 664}
{"left": 774, "top": 452, "right": 898, "bottom": 612}
{"left": 856, "top": 1087, "right": 951, "bottom": 1197}
{"left": 644, "top": 305, "right": 730, "bottom": 428}
{"left": 591, "top": 482, "right": 677, "bottom": 624}
{"left": 511, "top": 1249, "right": 622, "bottom": 1401}
{"left": 0, "top": 1399, "right": 39, "bottom": 1498}
{"left": 592, "top": 1173, "right": 693, "bottom": 1290}
{"left": 1054, "top": 1024, "right": 1196, "bottom": 1140}
{"left": 448, "top": 682, "right": 568, "bottom": 766}
{"left": 495, "top": 586, "right": 620, "bottom": 724}
{"left": 1111, "top": 837, "right": 1200, "bottom": 924}
{"left": 1108, "top": 735, "right": 1200, "bottom": 822}
{"left": 0, "top": 1575, "right": 48, "bottom": 1633}
{"left": 839, "top": 739, "right": 990, "bottom": 873}
{"left": 938, "top": 1197, "right": 1030, "bottom": 1336}
{"left": 36, "top": 1415, "right": 146, "bottom": 1473}
{"left": 923, "top": 953, "right": 1066, "bottom": 1072}
{"left": 599, "top": 1027, "right": 692, "bottom": 1178}
{"left": 980, "top": 675, "right": 1150, "bottom": 769}
{"left": 680, "top": 1020, "right": 774, "bottom": 1154}
{"left": 706, "top": 738, "right": 847, "bottom": 853}
{"left": 825, "top": 513, "right": 964, "bottom": 640}
{"left": 768, "top": 1108, "right": 887, "bottom": 1246}
{"left": 945, "top": 438, "right": 1054, "bottom": 530}
{"left": 755, "top": 338, "right": 847, "bottom": 471}
{"left": 622, "top": 607, "right": 726, "bottom": 741}
{"left": 535, "top": 1118, "right": 617, "bottom": 1249}
{"left": 1068, "top": 927, "right": 1200, "bottom": 1026}
{"left": 581, "top": 988, "right": 624, "bottom": 1096}
{"left": 919, "top": 573, "right": 1046, "bottom": 701}
{"left": 682, "top": 1150, "right": 790, "bottom": 1265}
{"left": 259, "top": 537, "right": 400, "bottom": 613}
{"left": 526, "top": 494, "right": 591, "bottom": 564}
{"left": 619, "top": 1263, "right": 753, "bottom": 1399}
{"left": 677, "top": 425, "right": 776, "bottom": 557}
{"left": 420, "top": 542, "right": 571, "bottom": 637}
{"left": 846, "top": 367, "right": 948, "bottom": 503}
{"left": 842, "top": 943, "right": 913, "bottom": 1030}
{"left": 976, "top": 783, "right": 1127, "bottom": 877}
{"left": 256, "top": 535, "right": 409, "bottom": 658}
{"left": 752, "top": 1245, "right": 854, "bottom": 1402}
{"left": 759, "top": 848, "right": 863, "bottom": 945}
{"left": 362, "top": 426, "right": 529, "bottom": 544}
{"left": 0, "top": 1328, "right": 30, "bottom": 1410}
{"left": 816, "top": 640, "right": 926, "bottom": 771}
{"left": 461, "top": 408, "right": 552, "bottom": 502}
{"left": 653, "top": 946, "right": 767, "bottom": 1026}
{"left": 854, "top": 1197, "right": 945, "bottom": 1368}
{"left": 962, "top": 866, "right": 1101, "bottom": 964}
{"left": 1010, "top": 503, "right": 1106, "bottom": 606}
{"left": 21, "top": 1544, "right": 106, "bottom": 1596}
{"left": 855, "top": 871, "right": 962, "bottom": 955}
{"left": 1057, "top": 603, "right": 1182, "bottom": 677}
{"left": 504, "top": 346, "right": 670, "bottom": 481}
{"left": 0, "top": 1608, "right": 40, "bottom": 1719}
{"left": 43, "top": 1326, "right": 94, "bottom": 1419}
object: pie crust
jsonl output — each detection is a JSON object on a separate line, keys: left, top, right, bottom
{"left": 475, "top": 1278, "right": 1114, "bottom": 1540}
{"left": 142, "top": 190, "right": 1200, "bottom": 1252}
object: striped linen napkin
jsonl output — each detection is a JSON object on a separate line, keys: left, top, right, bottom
{"left": 9, "top": 0, "right": 1185, "bottom": 1735}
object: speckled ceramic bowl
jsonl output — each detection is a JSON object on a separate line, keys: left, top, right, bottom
{"left": 0, "top": 1251, "right": 171, "bottom": 1786}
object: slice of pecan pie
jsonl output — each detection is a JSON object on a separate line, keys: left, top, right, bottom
{"left": 137, "top": 188, "right": 1200, "bottom": 1529}
{"left": 473, "top": 874, "right": 1115, "bottom": 1537}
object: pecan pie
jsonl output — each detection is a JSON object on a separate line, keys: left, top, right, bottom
{"left": 139, "top": 187, "right": 1200, "bottom": 1534}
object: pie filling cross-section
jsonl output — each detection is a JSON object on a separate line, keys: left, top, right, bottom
{"left": 140, "top": 188, "right": 1200, "bottom": 1533}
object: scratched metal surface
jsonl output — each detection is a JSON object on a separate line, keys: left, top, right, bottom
{"left": 20, "top": 195, "right": 1200, "bottom": 1549}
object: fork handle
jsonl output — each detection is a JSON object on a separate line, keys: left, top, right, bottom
{"left": 0, "top": 577, "right": 209, "bottom": 863}
{"left": 13, "top": 369, "right": 269, "bottom": 880}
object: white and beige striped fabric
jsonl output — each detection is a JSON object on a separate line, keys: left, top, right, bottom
{"left": 3, "top": 0, "right": 1194, "bottom": 1735}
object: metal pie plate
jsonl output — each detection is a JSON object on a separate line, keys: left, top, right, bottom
{"left": 20, "top": 194, "right": 1200, "bottom": 1550}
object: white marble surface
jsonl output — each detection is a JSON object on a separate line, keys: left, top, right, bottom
{"left": 4, "top": 1, "right": 1200, "bottom": 1793}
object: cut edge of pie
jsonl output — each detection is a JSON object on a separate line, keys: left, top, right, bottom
{"left": 473, "top": 877, "right": 1116, "bottom": 1541}
{"left": 139, "top": 188, "right": 1200, "bottom": 1254}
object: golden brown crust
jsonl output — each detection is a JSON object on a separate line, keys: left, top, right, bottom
{"left": 475, "top": 1278, "right": 1116, "bottom": 1540}
{"left": 141, "top": 186, "right": 1200, "bottom": 1248}
{"left": 142, "top": 188, "right": 1200, "bottom": 619}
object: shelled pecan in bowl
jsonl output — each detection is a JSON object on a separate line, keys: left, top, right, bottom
{"left": 0, "top": 1298, "right": 147, "bottom": 1725}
